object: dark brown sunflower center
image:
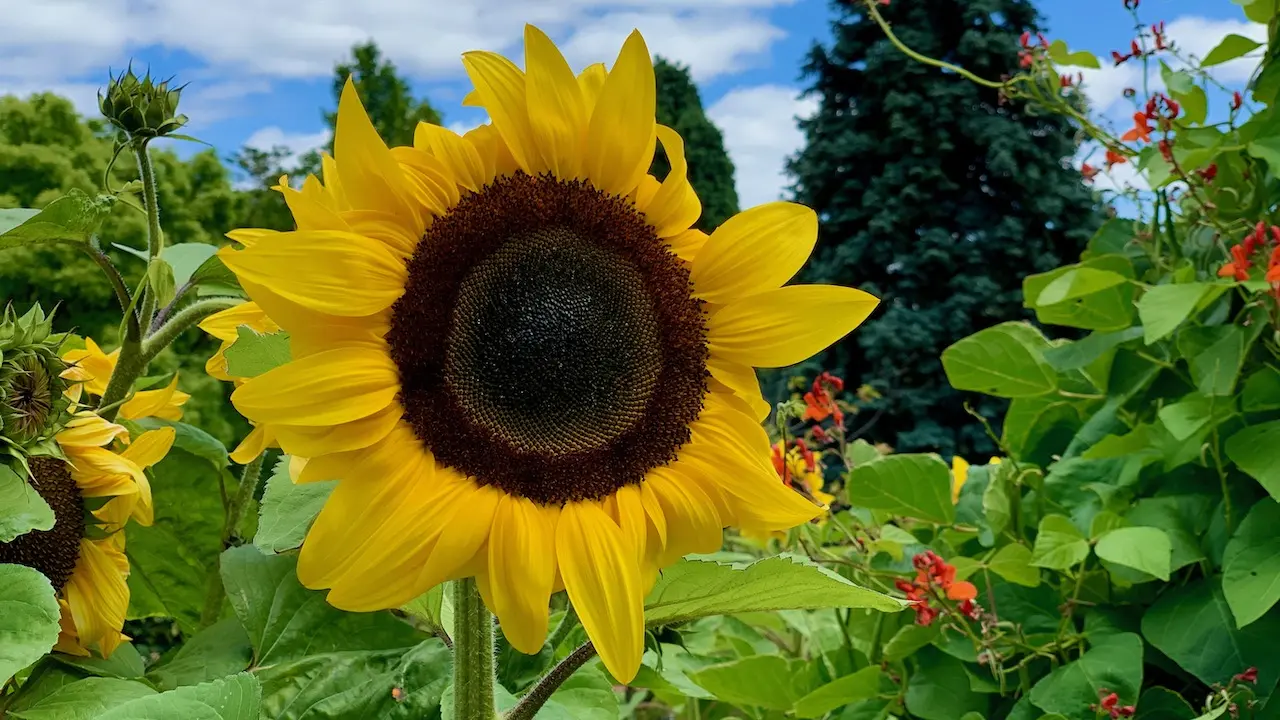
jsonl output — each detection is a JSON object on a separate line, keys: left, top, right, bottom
{"left": 388, "top": 173, "right": 708, "bottom": 505}
{"left": 0, "top": 457, "right": 84, "bottom": 591}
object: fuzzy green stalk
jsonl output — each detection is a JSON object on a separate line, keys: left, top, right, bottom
{"left": 452, "top": 578, "right": 498, "bottom": 720}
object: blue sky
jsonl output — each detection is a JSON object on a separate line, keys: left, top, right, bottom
{"left": 0, "top": 0, "right": 1263, "bottom": 204}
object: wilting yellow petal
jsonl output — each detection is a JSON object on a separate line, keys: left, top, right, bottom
{"left": 692, "top": 203, "right": 818, "bottom": 303}
{"left": 584, "top": 31, "right": 656, "bottom": 196}
{"left": 524, "top": 24, "right": 588, "bottom": 179}
{"left": 485, "top": 496, "right": 557, "bottom": 654}
{"left": 231, "top": 347, "right": 399, "bottom": 427}
{"left": 708, "top": 285, "right": 880, "bottom": 368}
{"left": 462, "top": 51, "right": 541, "bottom": 174}
{"left": 219, "top": 230, "right": 405, "bottom": 317}
{"left": 64, "top": 539, "right": 130, "bottom": 657}
{"left": 557, "top": 501, "right": 644, "bottom": 682}
{"left": 642, "top": 126, "right": 701, "bottom": 237}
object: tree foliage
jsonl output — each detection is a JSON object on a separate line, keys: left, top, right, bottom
{"left": 651, "top": 56, "right": 740, "bottom": 231}
{"left": 789, "top": 0, "right": 1103, "bottom": 458}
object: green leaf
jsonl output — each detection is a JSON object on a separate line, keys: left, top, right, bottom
{"left": 0, "top": 208, "right": 40, "bottom": 234}
{"left": 255, "top": 457, "right": 336, "bottom": 553}
{"left": 1157, "top": 396, "right": 1219, "bottom": 440}
{"left": 1242, "top": 366, "right": 1280, "bottom": 411}
{"left": 1202, "top": 33, "right": 1262, "bottom": 66}
{"left": 146, "top": 257, "right": 176, "bottom": 308}
{"left": 51, "top": 644, "right": 144, "bottom": 679}
{"left": 883, "top": 624, "right": 940, "bottom": 662}
{"left": 0, "top": 190, "right": 115, "bottom": 249}
{"left": 1247, "top": 137, "right": 1280, "bottom": 171}
{"left": 1034, "top": 268, "right": 1128, "bottom": 306}
{"left": 1025, "top": 255, "right": 1136, "bottom": 331}
{"left": 146, "top": 618, "right": 253, "bottom": 690}
{"left": 7, "top": 677, "right": 157, "bottom": 720}
{"left": 643, "top": 555, "right": 904, "bottom": 628}
{"left": 1137, "top": 283, "right": 1220, "bottom": 343}
{"left": 1160, "top": 63, "right": 1195, "bottom": 95}
{"left": 846, "top": 453, "right": 954, "bottom": 524}
{"left": 1223, "top": 499, "right": 1280, "bottom": 628}
{"left": 125, "top": 448, "right": 232, "bottom": 633}
{"left": 1095, "top": 527, "right": 1172, "bottom": 581}
{"left": 510, "top": 664, "right": 618, "bottom": 720}
{"left": 1184, "top": 326, "right": 1248, "bottom": 395}
{"left": 793, "top": 667, "right": 882, "bottom": 719}
{"left": 904, "top": 647, "right": 989, "bottom": 720}
{"left": 161, "top": 243, "right": 218, "bottom": 286}
{"left": 1046, "top": 39, "right": 1101, "bottom": 69}
{"left": 1029, "top": 633, "right": 1143, "bottom": 719}
{"left": 191, "top": 253, "right": 243, "bottom": 297}
{"left": 218, "top": 546, "right": 449, "bottom": 719}
{"left": 0, "top": 465, "right": 55, "bottom": 542}
{"left": 0, "top": 565, "right": 61, "bottom": 681}
{"left": 1030, "top": 515, "right": 1089, "bottom": 570}
{"left": 1142, "top": 577, "right": 1280, "bottom": 689}
{"left": 1174, "top": 85, "right": 1209, "bottom": 126}
{"left": 942, "top": 322, "right": 1057, "bottom": 398}
{"left": 1225, "top": 421, "right": 1280, "bottom": 501}
{"left": 687, "top": 655, "right": 817, "bottom": 711}
{"left": 1042, "top": 327, "right": 1143, "bottom": 373}
{"left": 133, "top": 419, "right": 229, "bottom": 469}
{"left": 1134, "top": 687, "right": 1197, "bottom": 720}
{"left": 403, "top": 582, "right": 452, "bottom": 640}
{"left": 94, "top": 674, "right": 261, "bottom": 720}
{"left": 989, "top": 544, "right": 1041, "bottom": 587}
{"left": 223, "top": 327, "right": 291, "bottom": 379}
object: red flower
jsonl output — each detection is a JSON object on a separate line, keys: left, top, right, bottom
{"left": 1232, "top": 91, "right": 1244, "bottom": 111}
{"left": 1234, "top": 666, "right": 1259, "bottom": 684}
{"left": 1081, "top": 163, "right": 1099, "bottom": 182}
{"left": 1152, "top": 21, "right": 1167, "bottom": 50}
{"left": 802, "top": 373, "right": 845, "bottom": 425}
{"left": 1121, "top": 111, "right": 1152, "bottom": 143}
{"left": 1019, "top": 31, "right": 1031, "bottom": 48}
{"left": 1111, "top": 51, "right": 1128, "bottom": 65}
{"left": 1197, "top": 163, "right": 1217, "bottom": 182}
{"left": 1130, "top": 39, "right": 1142, "bottom": 57}
{"left": 1219, "top": 244, "right": 1252, "bottom": 281}
{"left": 1158, "top": 138, "right": 1175, "bottom": 163}
{"left": 1105, "top": 148, "right": 1127, "bottom": 168}
{"left": 1019, "top": 51, "right": 1034, "bottom": 69}
{"left": 1100, "top": 692, "right": 1119, "bottom": 711}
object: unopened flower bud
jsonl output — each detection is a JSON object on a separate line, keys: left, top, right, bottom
{"left": 99, "top": 63, "right": 189, "bottom": 141}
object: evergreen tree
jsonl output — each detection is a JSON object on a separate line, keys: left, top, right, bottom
{"left": 651, "top": 57, "right": 739, "bottom": 230}
{"left": 788, "top": 0, "right": 1102, "bottom": 457}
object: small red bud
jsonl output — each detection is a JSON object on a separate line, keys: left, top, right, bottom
{"left": 1232, "top": 91, "right": 1244, "bottom": 111}
{"left": 1020, "top": 31, "right": 1031, "bottom": 48}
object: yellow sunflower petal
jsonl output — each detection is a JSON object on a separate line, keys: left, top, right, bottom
{"left": 226, "top": 228, "right": 281, "bottom": 248}
{"left": 638, "top": 482, "right": 667, "bottom": 550}
{"left": 271, "top": 403, "right": 402, "bottom": 457}
{"left": 230, "top": 424, "right": 276, "bottom": 465}
{"left": 64, "top": 539, "right": 129, "bottom": 657}
{"left": 665, "top": 228, "right": 707, "bottom": 264}
{"left": 319, "top": 154, "right": 352, "bottom": 211}
{"left": 691, "top": 203, "right": 818, "bottom": 303}
{"left": 610, "top": 484, "right": 648, "bottom": 568}
{"left": 342, "top": 209, "right": 426, "bottom": 258}
{"left": 524, "top": 24, "right": 588, "bottom": 179}
{"left": 277, "top": 179, "right": 348, "bottom": 232}
{"left": 486, "top": 496, "right": 557, "bottom": 654}
{"left": 951, "top": 456, "right": 970, "bottom": 504}
{"left": 577, "top": 63, "right": 608, "bottom": 113}
{"left": 120, "top": 428, "right": 175, "bottom": 470}
{"left": 414, "top": 123, "right": 487, "bottom": 192}
{"left": 198, "top": 302, "right": 277, "bottom": 343}
{"left": 62, "top": 339, "right": 117, "bottom": 396}
{"left": 239, "top": 278, "right": 387, "bottom": 356}
{"left": 707, "top": 358, "right": 770, "bottom": 421}
{"left": 218, "top": 230, "right": 405, "bottom": 317}
{"left": 56, "top": 413, "right": 129, "bottom": 449}
{"left": 461, "top": 51, "right": 541, "bottom": 174}
{"left": 707, "top": 285, "right": 879, "bottom": 368}
{"left": 120, "top": 377, "right": 187, "bottom": 422}
{"left": 387, "top": 146, "right": 459, "bottom": 214}
{"left": 63, "top": 447, "right": 141, "bottom": 498}
{"left": 231, "top": 347, "right": 399, "bottom": 427}
{"left": 642, "top": 125, "right": 701, "bottom": 237}
{"left": 464, "top": 124, "right": 520, "bottom": 182}
{"left": 333, "top": 77, "right": 417, "bottom": 220}
{"left": 584, "top": 30, "right": 656, "bottom": 196}
{"left": 557, "top": 500, "right": 644, "bottom": 683}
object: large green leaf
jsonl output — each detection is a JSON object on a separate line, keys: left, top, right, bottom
{"left": 1042, "top": 327, "right": 1144, "bottom": 373}
{"left": 1095, "top": 527, "right": 1172, "bottom": 581}
{"left": 845, "top": 453, "right": 954, "bottom": 523}
{"left": 1029, "top": 633, "right": 1143, "bottom": 720}
{"left": 686, "top": 654, "right": 818, "bottom": 711}
{"left": 1030, "top": 515, "right": 1090, "bottom": 570}
{"left": 1182, "top": 326, "right": 1248, "bottom": 396}
{"left": 1142, "top": 577, "right": 1280, "bottom": 691}
{"left": 94, "top": 674, "right": 261, "bottom": 720}
{"left": 1223, "top": 499, "right": 1280, "bottom": 628}
{"left": 643, "top": 555, "right": 904, "bottom": 628}
{"left": 942, "top": 322, "right": 1057, "bottom": 398}
{"left": 1225, "top": 421, "right": 1280, "bottom": 501}
{"left": 224, "top": 328, "right": 291, "bottom": 379}
{"left": 1137, "top": 283, "right": 1223, "bottom": 343}
{"left": 988, "top": 544, "right": 1042, "bottom": 587}
{"left": 1024, "top": 255, "right": 1136, "bottom": 330}
{"left": 0, "top": 190, "right": 115, "bottom": 249}
{"left": 1033, "top": 267, "right": 1128, "bottom": 306}
{"left": 254, "top": 457, "right": 336, "bottom": 554}
{"left": 904, "top": 647, "right": 988, "bottom": 720}
{"left": 1202, "top": 33, "right": 1262, "bottom": 66}
{"left": 1242, "top": 366, "right": 1280, "bottom": 411}
{"left": 146, "top": 618, "right": 253, "bottom": 691}
{"left": 162, "top": 243, "right": 218, "bottom": 286}
{"left": 7, "top": 677, "right": 157, "bottom": 720}
{"left": 125, "top": 448, "right": 230, "bottom": 633}
{"left": 219, "top": 546, "right": 450, "bottom": 719}
{"left": 0, "top": 465, "right": 55, "bottom": 542}
{"left": 0, "top": 565, "right": 61, "bottom": 682}
{"left": 793, "top": 667, "right": 882, "bottom": 719}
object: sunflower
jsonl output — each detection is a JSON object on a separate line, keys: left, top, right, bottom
{"left": 0, "top": 412, "right": 173, "bottom": 657}
{"left": 61, "top": 337, "right": 190, "bottom": 421}
{"left": 216, "top": 25, "right": 878, "bottom": 682}
{"left": 198, "top": 303, "right": 281, "bottom": 463}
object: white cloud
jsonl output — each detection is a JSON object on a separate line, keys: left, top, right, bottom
{"left": 244, "top": 126, "right": 330, "bottom": 162}
{"left": 707, "top": 84, "right": 817, "bottom": 208}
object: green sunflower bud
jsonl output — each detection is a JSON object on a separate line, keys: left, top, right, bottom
{"left": 0, "top": 304, "right": 73, "bottom": 474}
{"left": 99, "top": 63, "right": 189, "bottom": 140}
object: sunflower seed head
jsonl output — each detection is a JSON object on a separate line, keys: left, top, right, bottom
{"left": 0, "top": 304, "right": 73, "bottom": 471}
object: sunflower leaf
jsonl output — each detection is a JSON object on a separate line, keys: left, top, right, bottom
{"left": 0, "top": 464, "right": 55, "bottom": 542}
{"left": 223, "top": 327, "right": 291, "bottom": 379}
{"left": 93, "top": 673, "right": 261, "bottom": 720}
{"left": 0, "top": 564, "right": 61, "bottom": 682}
{"left": 255, "top": 457, "right": 336, "bottom": 554}
{"left": 0, "top": 190, "right": 115, "bottom": 250}
{"left": 643, "top": 554, "right": 905, "bottom": 628}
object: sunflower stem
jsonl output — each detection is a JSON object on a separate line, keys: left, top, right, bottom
{"left": 504, "top": 642, "right": 598, "bottom": 720}
{"left": 452, "top": 578, "right": 498, "bottom": 720}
